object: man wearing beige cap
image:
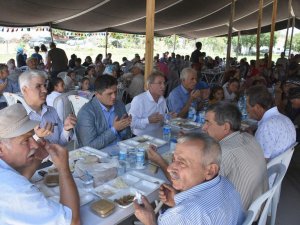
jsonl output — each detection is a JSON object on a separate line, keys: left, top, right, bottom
{"left": 0, "top": 104, "right": 80, "bottom": 225}
{"left": 127, "top": 63, "right": 145, "bottom": 99}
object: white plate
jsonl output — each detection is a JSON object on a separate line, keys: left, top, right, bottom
{"left": 94, "top": 184, "right": 117, "bottom": 198}
{"left": 133, "top": 180, "right": 159, "bottom": 194}
{"left": 128, "top": 171, "right": 165, "bottom": 185}
{"left": 48, "top": 193, "right": 94, "bottom": 206}
{"left": 121, "top": 173, "right": 140, "bottom": 186}
{"left": 108, "top": 188, "right": 142, "bottom": 208}
{"left": 122, "top": 139, "right": 140, "bottom": 147}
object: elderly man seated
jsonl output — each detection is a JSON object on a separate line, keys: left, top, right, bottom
{"left": 167, "top": 68, "right": 202, "bottom": 118}
{"left": 134, "top": 133, "right": 244, "bottom": 225}
{"left": 19, "top": 70, "right": 76, "bottom": 146}
{"left": 76, "top": 75, "right": 131, "bottom": 150}
{"left": 0, "top": 63, "right": 20, "bottom": 109}
{"left": 246, "top": 85, "right": 296, "bottom": 160}
{"left": 0, "top": 104, "right": 80, "bottom": 225}
{"left": 127, "top": 63, "right": 145, "bottom": 99}
{"left": 202, "top": 102, "right": 268, "bottom": 210}
{"left": 129, "top": 71, "right": 175, "bottom": 136}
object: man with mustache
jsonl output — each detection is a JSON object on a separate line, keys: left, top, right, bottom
{"left": 0, "top": 104, "right": 80, "bottom": 225}
{"left": 19, "top": 70, "right": 76, "bottom": 145}
{"left": 134, "top": 133, "right": 244, "bottom": 225}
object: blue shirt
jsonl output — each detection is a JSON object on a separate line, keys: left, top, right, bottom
{"left": 158, "top": 176, "right": 245, "bottom": 225}
{"left": 0, "top": 78, "right": 20, "bottom": 103}
{"left": 167, "top": 84, "right": 196, "bottom": 115}
{"left": 22, "top": 102, "right": 71, "bottom": 146}
{"left": 0, "top": 159, "right": 72, "bottom": 224}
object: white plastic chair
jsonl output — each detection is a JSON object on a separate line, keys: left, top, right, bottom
{"left": 125, "top": 103, "right": 131, "bottom": 113}
{"left": 266, "top": 142, "right": 298, "bottom": 225}
{"left": 67, "top": 95, "right": 89, "bottom": 116}
{"left": 242, "top": 164, "right": 287, "bottom": 225}
{"left": 3, "top": 92, "right": 26, "bottom": 106}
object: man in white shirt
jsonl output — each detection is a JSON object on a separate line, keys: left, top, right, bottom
{"left": 129, "top": 71, "right": 174, "bottom": 136}
{"left": 246, "top": 85, "right": 296, "bottom": 160}
{"left": 0, "top": 104, "right": 80, "bottom": 225}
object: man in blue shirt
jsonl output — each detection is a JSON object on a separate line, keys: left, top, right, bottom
{"left": 167, "top": 68, "right": 201, "bottom": 118}
{"left": 134, "top": 133, "right": 245, "bottom": 225}
{"left": 76, "top": 75, "right": 132, "bottom": 150}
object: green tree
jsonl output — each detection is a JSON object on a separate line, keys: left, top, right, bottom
{"left": 287, "top": 33, "right": 300, "bottom": 52}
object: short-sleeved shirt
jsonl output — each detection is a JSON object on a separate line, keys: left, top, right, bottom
{"left": 48, "top": 48, "right": 68, "bottom": 72}
{"left": 255, "top": 107, "right": 296, "bottom": 159}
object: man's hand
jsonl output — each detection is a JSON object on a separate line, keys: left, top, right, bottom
{"left": 113, "top": 115, "right": 131, "bottom": 131}
{"left": 147, "top": 145, "right": 164, "bottom": 166}
{"left": 134, "top": 196, "right": 157, "bottom": 225}
{"left": 168, "top": 112, "right": 177, "bottom": 119}
{"left": 64, "top": 114, "right": 77, "bottom": 131}
{"left": 148, "top": 112, "right": 164, "bottom": 123}
{"left": 190, "top": 90, "right": 201, "bottom": 101}
{"left": 159, "top": 183, "right": 177, "bottom": 207}
{"left": 45, "top": 144, "right": 69, "bottom": 172}
{"left": 34, "top": 122, "right": 54, "bottom": 138}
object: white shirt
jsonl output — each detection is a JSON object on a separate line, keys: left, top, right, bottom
{"left": 129, "top": 90, "right": 168, "bottom": 136}
{"left": 0, "top": 159, "right": 72, "bottom": 225}
{"left": 46, "top": 91, "right": 61, "bottom": 107}
{"left": 255, "top": 107, "right": 296, "bottom": 159}
{"left": 223, "top": 82, "right": 236, "bottom": 101}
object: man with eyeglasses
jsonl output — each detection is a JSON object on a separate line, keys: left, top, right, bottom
{"left": 129, "top": 71, "right": 176, "bottom": 136}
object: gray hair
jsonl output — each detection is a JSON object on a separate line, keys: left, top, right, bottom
{"left": 207, "top": 102, "right": 241, "bottom": 131}
{"left": 246, "top": 85, "right": 273, "bottom": 110}
{"left": 177, "top": 133, "right": 221, "bottom": 167}
{"left": 0, "top": 138, "right": 12, "bottom": 149}
{"left": 146, "top": 71, "right": 165, "bottom": 87}
{"left": 19, "top": 70, "right": 47, "bottom": 94}
{"left": 180, "top": 68, "right": 197, "bottom": 81}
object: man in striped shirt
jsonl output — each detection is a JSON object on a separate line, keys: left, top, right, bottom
{"left": 202, "top": 102, "right": 268, "bottom": 210}
{"left": 134, "top": 133, "right": 244, "bottom": 225}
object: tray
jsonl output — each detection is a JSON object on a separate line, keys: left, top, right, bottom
{"left": 108, "top": 187, "right": 142, "bottom": 208}
{"left": 69, "top": 146, "right": 109, "bottom": 161}
{"left": 168, "top": 118, "right": 201, "bottom": 131}
{"left": 48, "top": 193, "right": 94, "bottom": 206}
{"left": 94, "top": 184, "right": 118, "bottom": 199}
{"left": 118, "top": 135, "right": 167, "bottom": 149}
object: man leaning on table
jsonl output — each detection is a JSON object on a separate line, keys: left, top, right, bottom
{"left": 76, "top": 75, "right": 131, "bottom": 150}
{"left": 0, "top": 104, "right": 80, "bottom": 225}
{"left": 134, "top": 133, "right": 244, "bottom": 225}
{"left": 129, "top": 71, "right": 176, "bottom": 136}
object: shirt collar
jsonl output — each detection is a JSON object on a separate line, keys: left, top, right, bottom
{"left": 258, "top": 106, "right": 279, "bottom": 126}
{"left": 146, "top": 90, "right": 164, "bottom": 103}
{"left": 174, "top": 175, "right": 221, "bottom": 205}
{"left": 0, "top": 159, "right": 19, "bottom": 174}
{"left": 97, "top": 99, "right": 115, "bottom": 113}
{"left": 180, "top": 84, "right": 189, "bottom": 95}
{"left": 22, "top": 101, "right": 48, "bottom": 116}
{"left": 220, "top": 131, "right": 240, "bottom": 144}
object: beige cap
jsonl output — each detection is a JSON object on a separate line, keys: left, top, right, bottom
{"left": 0, "top": 104, "right": 39, "bottom": 139}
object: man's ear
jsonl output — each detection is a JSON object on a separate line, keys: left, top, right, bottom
{"left": 223, "top": 122, "right": 231, "bottom": 135}
{"left": 204, "top": 163, "right": 219, "bottom": 180}
{"left": 0, "top": 142, "right": 5, "bottom": 158}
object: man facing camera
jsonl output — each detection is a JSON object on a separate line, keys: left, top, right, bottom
{"left": 76, "top": 75, "right": 131, "bottom": 150}
{"left": 134, "top": 133, "right": 244, "bottom": 225}
{"left": 0, "top": 104, "right": 80, "bottom": 225}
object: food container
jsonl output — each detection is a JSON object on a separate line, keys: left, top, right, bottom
{"left": 90, "top": 199, "right": 116, "bottom": 217}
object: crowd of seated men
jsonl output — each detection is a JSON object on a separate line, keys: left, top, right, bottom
{"left": 0, "top": 40, "right": 299, "bottom": 224}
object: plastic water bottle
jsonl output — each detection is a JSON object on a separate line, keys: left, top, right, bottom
{"left": 169, "top": 137, "right": 177, "bottom": 152}
{"left": 188, "top": 106, "right": 196, "bottom": 121}
{"left": 163, "top": 125, "right": 171, "bottom": 141}
{"left": 196, "top": 111, "right": 206, "bottom": 125}
{"left": 136, "top": 149, "right": 145, "bottom": 169}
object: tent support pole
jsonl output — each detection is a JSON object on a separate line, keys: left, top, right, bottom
{"left": 226, "top": 0, "right": 235, "bottom": 70}
{"left": 268, "top": 0, "right": 278, "bottom": 69}
{"left": 145, "top": 0, "right": 155, "bottom": 86}
{"left": 49, "top": 23, "right": 54, "bottom": 42}
{"left": 173, "top": 34, "right": 176, "bottom": 53}
{"left": 105, "top": 29, "right": 108, "bottom": 57}
{"left": 284, "top": 0, "right": 292, "bottom": 53}
{"left": 289, "top": 16, "right": 295, "bottom": 57}
{"left": 237, "top": 31, "right": 240, "bottom": 58}
{"left": 256, "top": 0, "right": 263, "bottom": 66}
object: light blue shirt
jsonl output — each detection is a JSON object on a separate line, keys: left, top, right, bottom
{"left": 167, "top": 84, "right": 196, "bottom": 115}
{"left": 158, "top": 176, "right": 245, "bottom": 225}
{"left": 0, "top": 78, "right": 20, "bottom": 103}
{"left": 22, "top": 102, "right": 71, "bottom": 146}
{"left": 0, "top": 159, "right": 72, "bottom": 225}
{"left": 256, "top": 106, "right": 296, "bottom": 159}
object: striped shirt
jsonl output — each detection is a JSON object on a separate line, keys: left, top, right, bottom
{"left": 220, "top": 131, "right": 268, "bottom": 210}
{"left": 22, "top": 102, "right": 70, "bottom": 146}
{"left": 158, "top": 176, "right": 244, "bottom": 225}
{"left": 255, "top": 107, "right": 296, "bottom": 159}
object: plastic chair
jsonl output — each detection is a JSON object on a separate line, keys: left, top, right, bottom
{"left": 67, "top": 95, "right": 89, "bottom": 116}
{"left": 266, "top": 142, "right": 298, "bottom": 225}
{"left": 242, "top": 164, "right": 287, "bottom": 225}
{"left": 125, "top": 103, "right": 131, "bottom": 113}
{"left": 52, "top": 90, "right": 77, "bottom": 122}
{"left": 3, "top": 92, "right": 26, "bottom": 106}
